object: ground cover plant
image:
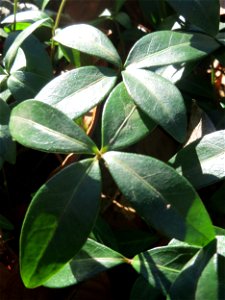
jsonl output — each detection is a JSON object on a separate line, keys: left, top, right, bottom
{"left": 0, "top": 0, "right": 225, "bottom": 298}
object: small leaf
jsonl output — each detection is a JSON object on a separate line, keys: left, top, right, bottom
{"left": 122, "top": 69, "right": 187, "bottom": 142}
{"left": 125, "top": 31, "right": 220, "bottom": 69}
{"left": 8, "top": 71, "right": 49, "bottom": 102}
{"left": 54, "top": 24, "right": 121, "bottom": 68}
{"left": 9, "top": 100, "right": 97, "bottom": 154}
{"left": 20, "top": 159, "right": 101, "bottom": 288}
{"left": 103, "top": 151, "right": 215, "bottom": 246}
{"left": 35, "top": 66, "right": 117, "bottom": 120}
{"left": 0, "top": 214, "right": 14, "bottom": 230}
{"left": 166, "top": 0, "right": 220, "bottom": 36}
{"left": 169, "top": 130, "right": 225, "bottom": 189}
{"left": 44, "top": 238, "right": 126, "bottom": 288}
{"left": 132, "top": 244, "right": 199, "bottom": 294}
{"left": 101, "top": 82, "right": 155, "bottom": 151}
{"left": 3, "top": 18, "right": 50, "bottom": 71}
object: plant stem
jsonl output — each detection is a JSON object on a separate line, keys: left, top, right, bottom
{"left": 13, "top": 0, "right": 18, "bottom": 31}
{"left": 50, "top": 0, "right": 67, "bottom": 59}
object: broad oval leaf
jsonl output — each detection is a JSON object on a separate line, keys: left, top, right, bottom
{"left": 35, "top": 66, "right": 117, "bottom": 120}
{"left": 44, "top": 238, "right": 126, "bottom": 288}
{"left": 20, "top": 159, "right": 101, "bottom": 288}
{"left": 101, "top": 82, "right": 156, "bottom": 151}
{"left": 169, "top": 130, "right": 225, "bottom": 189}
{"left": 125, "top": 31, "right": 220, "bottom": 69}
{"left": 122, "top": 69, "right": 187, "bottom": 142}
{"left": 166, "top": 0, "right": 220, "bottom": 36}
{"left": 8, "top": 71, "right": 49, "bottom": 102}
{"left": 9, "top": 100, "right": 97, "bottom": 154}
{"left": 54, "top": 24, "right": 121, "bottom": 68}
{"left": 132, "top": 244, "right": 199, "bottom": 294}
{"left": 103, "top": 151, "right": 215, "bottom": 246}
{"left": 1, "top": 10, "right": 52, "bottom": 24}
{"left": 3, "top": 18, "right": 50, "bottom": 71}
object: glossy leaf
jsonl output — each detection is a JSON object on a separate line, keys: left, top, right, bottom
{"left": 166, "top": 0, "right": 220, "bottom": 36}
{"left": 122, "top": 69, "right": 187, "bottom": 142}
{"left": 9, "top": 100, "right": 97, "bottom": 154}
{"left": 168, "top": 239, "right": 225, "bottom": 299}
{"left": 103, "top": 151, "right": 215, "bottom": 246}
{"left": 101, "top": 82, "right": 156, "bottom": 151}
{"left": 44, "top": 238, "right": 126, "bottom": 288}
{"left": 35, "top": 66, "right": 117, "bottom": 120}
{"left": 7, "top": 71, "right": 49, "bottom": 102}
{"left": 1, "top": 10, "right": 52, "bottom": 24}
{"left": 20, "top": 159, "right": 101, "bottom": 288}
{"left": 3, "top": 18, "right": 50, "bottom": 71}
{"left": 125, "top": 31, "right": 220, "bottom": 69}
{"left": 54, "top": 24, "right": 121, "bottom": 67}
{"left": 132, "top": 244, "right": 199, "bottom": 294}
{"left": 169, "top": 130, "right": 225, "bottom": 189}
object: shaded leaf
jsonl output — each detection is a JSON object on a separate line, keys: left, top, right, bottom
{"left": 166, "top": 0, "right": 220, "bottom": 36}
{"left": 0, "top": 214, "right": 14, "bottom": 230}
{"left": 3, "top": 18, "right": 50, "bottom": 71}
{"left": 125, "top": 31, "right": 220, "bottom": 69}
{"left": 35, "top": 66, "right": 117, "bottom": 120}
{"left": 130, "top": 276, "right": 160, "bottom": 300}
{"left": 8, "top": 71, "right": 49, "bottom": 102}
{"left": 169, "top": 130, "right": 225, "bottom": 189}
{"left": 44, "top": 238, "right": 126, "bottom": 288}
{"left": 103, "top": 151, "right": 215, "bottom": 246}
{"left": 101, "top": 82, "right": 155, "bottom": 151}
{"left": 122, "top": 69, "right": 187, "bottom": 142}
{"left": 54, "top": 24, "right": 121, "bottom": 67}
{"left": 9, "top": 100, "right": 97, "bottom": 154}
{"left": 132, "top": 244, "right": 199, "bottom": 294}
{"left": 20, "top": 159, "right": 101, "bottom": 288}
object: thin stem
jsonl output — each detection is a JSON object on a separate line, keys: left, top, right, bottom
{"left": 13, "top": 0, "right": 18, "bottom": 31}
{"left": 50, "top": 0, "right": 67, "bottom": 59}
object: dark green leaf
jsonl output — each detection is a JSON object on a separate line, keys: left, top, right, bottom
{"left": 3, "top": 18, "right": 50, "bottom": 71}
{"left": 168, "top": 239, "right": 225, "bottom": 299}
{"left": 122, "top": 69, "right": 187, "bottom": 142}
{"left": 125, "top": 31, "right": 220, "bottom": 69}
{"left": 166, "top": 0, "right": 220, "bottom": 36}
{"left": 54, "top": 24, "right": 121, "bottom": 68}
{"left": 130, "top": 276, "right": 160, "bottom": 300}
{"left": 44, "top": 238, "right": 126, "bottom": 288}
{"left": 103, "top": 151, "right": 215, "bottom": 246}
{"left": 9, "top": 100, "right": 97, "bottom": 154}
{"left": 20, "top": 159, "right": 101, "bottom": 288}
{"left": 132, "top": 244, "right": 199, "bottom": 294}
{"left": 8, "top": 71, "right": 49, "bottom": 102}
{"left": 169, "top": 130, "right": 225, "bottom": 189}
{"left": 101, "top": 82, "right": 155, "bottom": 151}
{"left": 0, "top": 214, "right": 14, "bottom": 230}
{"left": 35, "top": 66, "right": 117, "bottom": 120}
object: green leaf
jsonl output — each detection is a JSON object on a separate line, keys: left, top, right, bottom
{"left": 44, "top": 238, "right": 126, "bottom": 288}
{"left": 1, "top": 10, "right": 52, "bottom": 24}
{"left": 122, "top": 69, "right": 187, "bottom": 142}
{"left": 166, "top": 0, "right": 220, "bottom": 36}
{"left": 169, "top": 130, "right": 225, "bottom": 189}
{"left": 7, "top": 71, "right": 49, "bottom": 102}
{"left": 0, "top": 99, "right": 16, "bottom": 166}
{"left": 20, "top": 159, "right": 101, "bottom": 288}
{"left": 101, "top": 82, "right": 156, "bottom": 151}
{"left": 3, "top": 18, "right": 50, "bottom": 71}
{"left": 35, "top": 66, "right": 117, "bottom": 120}
{"left": 125, "top": 31, "right": 220, "bottom": 69}
{"left": 168, "top": 239, "right": 225, "bottom": 299}
{"left": 103, "top": 151, "right": 215, "bottom": 246}
{"left": 9, "top": 100, "right": 97, "bottom": 154}
{"left": 132, "top": 244, "right": 199, "bottom": 294}
{"left": 54, "top": 24, "right": 121, "bottom": 68}
{"left": 130, "top": 276, "right": 160, "bottom": 300}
